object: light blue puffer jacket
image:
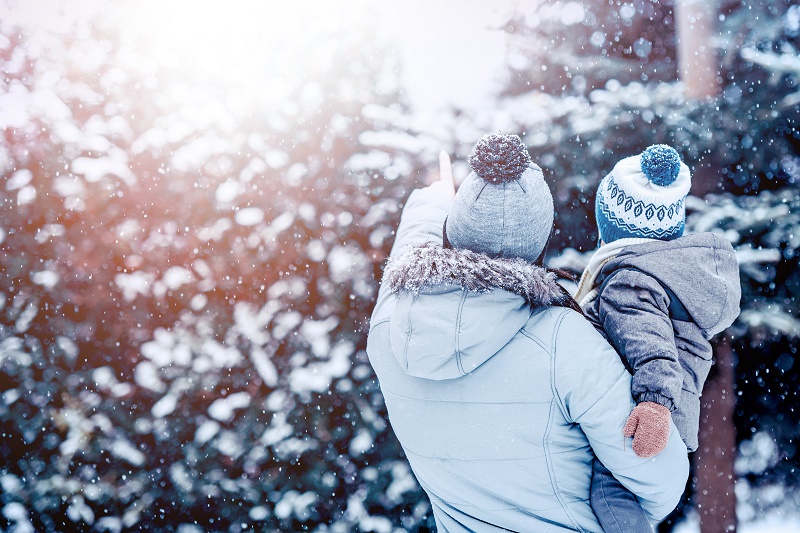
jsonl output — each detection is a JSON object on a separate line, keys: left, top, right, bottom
{"left": 367, "top": 186, "right": 689, "bottom": 532}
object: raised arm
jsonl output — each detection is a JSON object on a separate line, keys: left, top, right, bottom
{"left": 553, "top": 310, "right": 689, "bottom": 521}
{"left": 371, "top": 152, "right": 455, "bottom": 325}
{"left": 388, "top": 151, "right": 455, "bottom": 257}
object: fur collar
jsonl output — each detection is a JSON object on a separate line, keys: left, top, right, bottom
{"left": 383, "top": 242, "right": 569, "bottom": 308}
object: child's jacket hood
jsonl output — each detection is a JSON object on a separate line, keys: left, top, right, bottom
{"left": 382, "top": 242, "right": 568, "bottom": 380}
{"left": 599, "top": 233, "right": 741, "bottom": 338}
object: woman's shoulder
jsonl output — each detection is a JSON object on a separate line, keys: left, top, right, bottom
{"left": 522, "top": 307, "right": 608, "bottom": 353}
{"left": 523, "top": 306, "right": 629, "bottom": 399}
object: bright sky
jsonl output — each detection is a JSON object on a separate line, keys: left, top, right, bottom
{"left": 381, "top": 0, "right": 519, "bottom": 116}
{"left": 0, "top": 0, "right": 105, "bottom": 31}
{"left": 0, "top": 0, "right": 519, "bottom": 119}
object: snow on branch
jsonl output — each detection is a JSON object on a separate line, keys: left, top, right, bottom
{"left": 739, "top": 308, "right": 800, "bottom": 338}
{"left": 741, "top": 46, "right": 800, "bottom": 77}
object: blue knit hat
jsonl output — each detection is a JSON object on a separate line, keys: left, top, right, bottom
{"left": 595, "top": 145, "right": 691, "bottom": 244}
{"left": 444, "top": 133, "right": 554, "bottom": 263}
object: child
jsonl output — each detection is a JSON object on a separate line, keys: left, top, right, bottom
{"left": 575, "top": 145, "right": 741, "bottom": 532}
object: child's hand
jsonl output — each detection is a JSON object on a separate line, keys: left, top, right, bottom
{"left": 623, "top": 401, "right": 672, "bottom": 458}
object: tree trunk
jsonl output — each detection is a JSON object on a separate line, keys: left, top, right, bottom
{"left": 676, "top": 0, "right": 723, "bottom": 196}
{"left": 676, "top": 3, "right": 738, "bottom": 532}
{"left": 676, "top": 0, "right": 720, "bottom": 100}
{"left": 693, "top": 332, "right": 738, "bottom": 533}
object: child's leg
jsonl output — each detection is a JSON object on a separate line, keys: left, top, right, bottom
{"left": 591, "top": 457, "right": 653, "bottom": 533}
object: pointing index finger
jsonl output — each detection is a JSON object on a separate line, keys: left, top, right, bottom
{"left": 439, "top": 151, "right": 455, "bottom": 196}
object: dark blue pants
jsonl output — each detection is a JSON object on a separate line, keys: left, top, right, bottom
{"left": 590, "top": 458, "right": 653, "bottom": 533}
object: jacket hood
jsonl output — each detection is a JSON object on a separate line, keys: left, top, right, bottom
{"left": 600, "top": 233, "right": 741, "bottom": 338}
{"left": 382, "top": 242, "right": 569, "bottom": 380}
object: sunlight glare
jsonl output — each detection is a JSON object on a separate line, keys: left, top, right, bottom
{"left": 126, "top": 0, "right": 362, "bottom": 100}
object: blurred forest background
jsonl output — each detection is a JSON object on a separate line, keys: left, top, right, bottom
{"left": 0, "top": 0, "right": 798, "bottom": 532}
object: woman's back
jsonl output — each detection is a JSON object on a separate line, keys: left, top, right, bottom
{"left": 369, "top": 301, "right": 603, "bottom": 531}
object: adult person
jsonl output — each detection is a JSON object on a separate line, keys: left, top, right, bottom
{"left": 366, "top": 134, "right": 689, "bottom": 532}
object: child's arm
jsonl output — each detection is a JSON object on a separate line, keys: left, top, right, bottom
{"left": 597, "top": 269, "right": 683, "bottom": 457}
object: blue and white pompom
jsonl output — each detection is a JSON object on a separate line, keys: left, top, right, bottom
{"left": 640, "top": 145, "right": 681, "bottom": 186}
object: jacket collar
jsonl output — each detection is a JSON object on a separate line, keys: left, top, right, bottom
{"left": 383, "top": 242, "right": 568, "bottom": 308}
{"left": 574, "top": 237, "right": 656, "bottom": 306}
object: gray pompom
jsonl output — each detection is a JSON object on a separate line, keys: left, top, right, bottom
{"left": 468, "top": 133, "right": 532, "bottom": 184}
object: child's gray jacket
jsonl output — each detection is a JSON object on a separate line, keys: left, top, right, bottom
{"left": 583, "top": 234, "right": 741, "bottom": 451}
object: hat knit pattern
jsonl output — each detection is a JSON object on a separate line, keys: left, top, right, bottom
{"left": 445, "top": 133, "right": 554, "bottom": 263}
{"left": 595, "top": 145, "right": 691, "bottom": 244}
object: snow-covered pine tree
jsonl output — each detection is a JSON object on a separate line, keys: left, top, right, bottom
{"left": 0, "top": 11, "right": 433, "bottom": 531}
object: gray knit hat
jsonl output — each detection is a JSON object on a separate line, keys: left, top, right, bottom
{"left": 444, "top": 133, "right": 554, "bottom": 263}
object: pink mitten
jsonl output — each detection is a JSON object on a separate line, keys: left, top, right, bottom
{"left": 623, "top": 401, "right": 672, "bottom": 458}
